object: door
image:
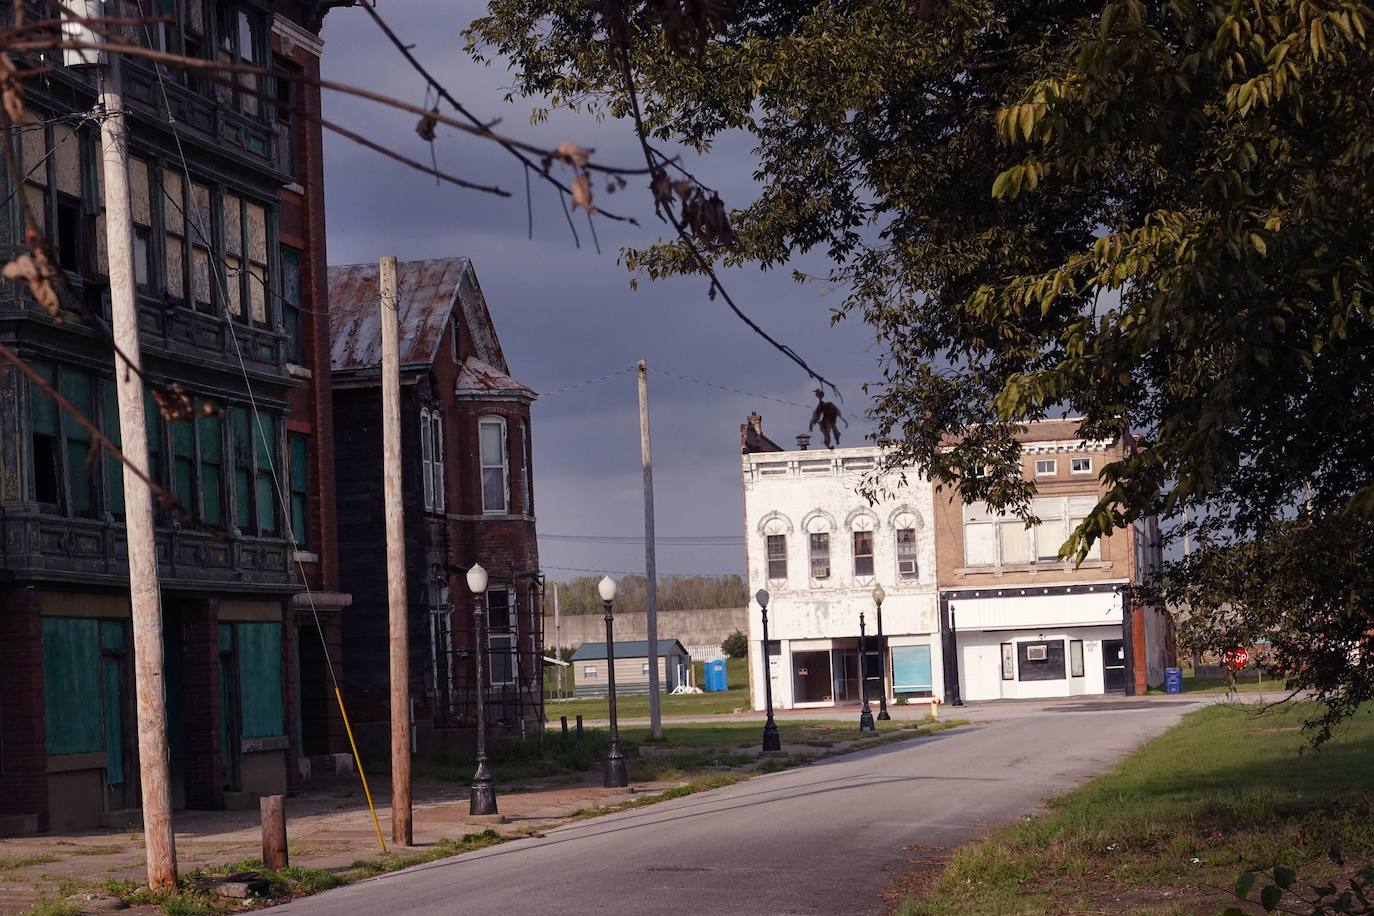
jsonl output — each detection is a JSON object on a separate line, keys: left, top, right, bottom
{"left": 831, "top": 648, "right": 859, "bottom": 702}
{"left": 792, "top": 650, "right": 833, "bottom": 704}
{"left": 1103, "top": 639, "right": 1126, "bottom": 692}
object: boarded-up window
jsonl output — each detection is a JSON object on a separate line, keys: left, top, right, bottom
{"left": 59, "top": 367, "right": 96, "bottom": 517}
{"left": 1068, "top": 495, "right": 1102, "bottom": 560}
{"left": 288, "top": 433, "right": 307, "bottom": 545}
{"left": 237, "top": 622, "right": 284, "bottom": 737}
{"left": 43, "top": 617, "right": 103, "bottom": 754}
{"left": 199, "top": 409, "right": 224, "bottom": 526}
{"left": 891, "top": 645, "right": 932, "bottom": 696}
{"left": 1017, "top": 640, "right": 1067, "bottom": 681}
{"left": 965, "top": 521, "right": 997, "bottom": 567}
{"left": 999, "top": 519, "right": 1028, "bottom": 565}
{"left": 1035, "top": 497, "right": 1065, "bottom": 561}
{"left": 162, "top": 169, "right": 185, "bottom": 298}
{"left": 253, "top": 413, "right": 277, "bottom": 534}
{"left": 53, "top": 124, "right": 81, "bottom": 196}
{"left": 230, "top": 406, "right": 253, "bottom": 529}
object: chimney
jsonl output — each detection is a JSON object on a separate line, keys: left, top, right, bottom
{"left": 749, "top": 411, "right": 764, "bottom": 436}
{"left": 796, "top": 432, "right": 811, "bottom": 450}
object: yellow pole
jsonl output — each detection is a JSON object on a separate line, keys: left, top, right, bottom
{"left": 335, "top": 687, "right": 387, "bottom": 853}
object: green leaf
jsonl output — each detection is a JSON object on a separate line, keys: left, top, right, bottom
{"left": 1274, "top": 865, "right": 1296, "bottom": 889}
{"left": 1250, "top": 233, "right": 1267, "bottom": 255}
{"left": 1236, "top": 871, "right": 1257, "bottom": 900}
{"left": 1261, "top": 884, "right": 1283, "bottom": 911}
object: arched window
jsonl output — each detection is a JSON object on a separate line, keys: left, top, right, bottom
{"left": 479, "top": 415, "right": 509, "bottom": 514}
{"left": 847, "top": 508, "right": 879, "bottom": 579}
{"left": 758, "top": 513, "right": 793, "bottom": 583}
{"left": 890, "top": 507, "right": 925, "bottom": 581}
{"left": 802, "top": 510, "right": 836, "bottom": 582}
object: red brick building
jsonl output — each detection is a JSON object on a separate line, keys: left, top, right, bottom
{"left": 0, "top": 1, "right": 346, "bottom": 834}
{"left": 328, "top": 258, "right": 543, "bottom": 753}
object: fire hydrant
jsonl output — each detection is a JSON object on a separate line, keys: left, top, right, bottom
{"left": 929, "top": 697, "right": 942, "bottom": 722}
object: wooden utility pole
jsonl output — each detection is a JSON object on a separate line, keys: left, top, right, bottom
{"left": 380, "top": 256, "right": 412, "bottom": 845}
{"left": 260, "top": 795, "right": 288, "bottom": 871}
{"left": 637, "top": 360, "right": 663, "bottom": 739}
{"left": 99, "top": 43, "right": 177, "bottom": 891}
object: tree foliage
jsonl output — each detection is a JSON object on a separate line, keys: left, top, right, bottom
{"left": 721, "top": 628, "right": 749, "bottom": 658}
{"left": 544, "top": 574, "right": 749, "bottom": 616}
{"left": 471, "top": 0, "right": 1374, "bottom": 736}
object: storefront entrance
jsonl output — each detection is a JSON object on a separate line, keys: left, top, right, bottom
{"left": 792, "top": 650, "right": 833, "bottom": 704}
{"left": 1102, "top": 639, "right": 1127, "bottom": 692}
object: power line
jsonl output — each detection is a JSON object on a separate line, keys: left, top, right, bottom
{"left": 540, "top": 564, "right": 743, "bottom": 578}
{"left": 536, "top": 365, "right": 635, "bottom": 399}
{"left": 649, "top": 366, "right": 814, "bottom": 410}
{"left": 541, "top": 534, "right": 742, "bottom": 545}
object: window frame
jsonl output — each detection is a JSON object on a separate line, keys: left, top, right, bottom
{"left": 288, "top": 431, "right": 308, "bottom": 547}
{"left": 1034, "top": 458, "right": 1057, "bottom": 476}
{"left": 1070, "top": 456, "right": 1093, "bottom": 475}
{"left": 486, "top": 586, "right": 516, "bottom": 687}
{"left": 420, "top": 408, "right": 434, "bottom": 511}
{"left": 896, "top": 527, "right": 919, "bottom": 580}
{"left": 1069, "top": 640, "right": 1085, "bottom": 677}
{"left": 519, "top": 419, "right": 531, "bottom": 515}
{"left": 852, "top": 529, "right": 875, "bottom": 578}
{"left": 765, "top": 533, "right": 788, "bottom": 582}
{"left": 280, "top": 244, "right": 303, "bottom": 364}
{"left": 1000, "top": 642, "right": 1015, "bottom": 680}
{"left": 808, "top": 531, "right": 831, "bottom": 580}
{"left": 479, "top": 416, "right": 509, "bottom": 514}
{"left": 430, "top": 411, "right": 445, "bottom": 513}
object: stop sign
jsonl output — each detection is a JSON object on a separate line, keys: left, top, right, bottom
{"left": 1225, "top": 647, "right": 1250, "bottom": 670}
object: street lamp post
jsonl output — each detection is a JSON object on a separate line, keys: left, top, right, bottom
{"left": 466, "top": 564, "right": 497, "bottom": 816}
{"left": 600, "top": 576, "right": 629, "bottom": 788}
{"left": 872, "top": 584, "right": 890, "bottom": 721}
{"left": 858, "top": 611, "right": 876, "bottom": 732}
{"left": 756, "top": 589, "right": 782, "bottom": 753}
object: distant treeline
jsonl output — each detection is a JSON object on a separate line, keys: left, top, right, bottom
{"left": 543, "top": 574, "right": 748, "bottom": 616}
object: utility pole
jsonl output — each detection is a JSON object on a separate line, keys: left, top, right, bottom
{"left": 637, "top": 360, "right": 662, "bottom": 739}
{"left": 99, "top": 41, "right": 177, "bottom": 892}
{"left": 553, "top": 583, "right": 562, "bottom": 700}
{"left": 380, "top": 256, "right": 411, "bottom": 845}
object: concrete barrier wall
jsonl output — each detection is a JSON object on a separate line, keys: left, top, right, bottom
{"left": 545, "top": 607, "right": 747, "bottom": 652}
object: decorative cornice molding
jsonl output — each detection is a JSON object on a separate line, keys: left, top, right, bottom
{"left": 272, "top": 15, "right": 324, "bottom": 58}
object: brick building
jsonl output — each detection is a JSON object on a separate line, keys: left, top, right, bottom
{"left": 328, "top": 258, "right": 543, "bottom": 754}
{"left": 932, "top": 420, "right": 1172, "bottom": 701}
{"left": 0, "top": 1, "right": 345, "bottom": 834}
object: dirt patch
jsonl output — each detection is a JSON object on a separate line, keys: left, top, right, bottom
{"left": 880, "top": 844, "right": 955, "bottom": 915}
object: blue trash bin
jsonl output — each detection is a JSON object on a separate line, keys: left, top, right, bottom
{"left": 1164, "top": 667, "right": 1183, "bottom": 694}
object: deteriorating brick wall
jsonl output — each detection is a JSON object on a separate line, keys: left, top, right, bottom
{"left": 0, "top": 589, "right": 48, "bottom": 833}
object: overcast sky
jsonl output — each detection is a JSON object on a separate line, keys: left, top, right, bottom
{"left": 319, "top": 3, "right": 881, "bottom": 581}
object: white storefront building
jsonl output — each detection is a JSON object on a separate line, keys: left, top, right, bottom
{"left": 741, "top": 435, "right": 940, "bottom": 711}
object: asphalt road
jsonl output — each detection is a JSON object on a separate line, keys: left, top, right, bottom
{"left": 276, "top": 697, "right": 1203, "bottom": 916}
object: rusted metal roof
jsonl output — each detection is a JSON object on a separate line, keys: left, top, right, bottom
{"left": 455, "top": 356, "right": 536, "bottom": 399}
{"left": 327, "top": 257, "right": 515, "bottom": 379}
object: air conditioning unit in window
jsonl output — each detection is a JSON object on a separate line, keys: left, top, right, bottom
{"left": 811, "top": 564, "right": 830, "bottom": 580}
{"left": 1026, "top": 645, "right": 1048, "bottom": 661}
{"left": 61, "top": 0, "right": 101, "bottom": 68}
{"left": 898, "top": 558, "right": 918, "bottom": 577}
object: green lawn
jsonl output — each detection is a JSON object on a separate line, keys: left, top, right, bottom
{"left": 902, "top": 702, "right": 1374, "bottom": 915}
{"left": 545, "top": 656, "right": 752, "bottom": 720}
{"left": 1146, "top": 668, "right": 1283, "bottom": 696}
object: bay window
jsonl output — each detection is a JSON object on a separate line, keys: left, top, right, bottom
{"left": 480, "top": 416, "right": 509, "bottom": 514}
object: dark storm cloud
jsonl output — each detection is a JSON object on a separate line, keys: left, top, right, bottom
{"left": 319, "top": 2, "right": 880, "bottom": 578}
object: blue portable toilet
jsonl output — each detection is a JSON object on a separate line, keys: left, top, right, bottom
{"left": 1164, "top": 667, "right": 1183, "bottom": 694}
{"left": 704, "top": 659, "right": 728, "bottom": 692}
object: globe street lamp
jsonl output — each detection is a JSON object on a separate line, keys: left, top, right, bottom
{"left": 858, "top": 611, "right": 876, "bottom": 732}
{"left": 466, "top": 563, "right": 497, "bottom": 815}
{"left": 872, "top": 583, "right": 890, "bottom": 721}
{"left": 600, "top": 576, "right": 629, "bottom": 788}
{"left": 756, "top": 589, "right": 782, "bottom": 753}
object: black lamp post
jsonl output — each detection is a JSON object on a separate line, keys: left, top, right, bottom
{"left": 466, "top": 563, "right": 498, "bottom": 815}
{"left": 872, "top": 583, "right": 890, "bottom": 721}
{"left": 600, "top": 576, "right": 629, "bottom": 788}
{"left": 858, "top": 611, "right": 876, "bottom": 732}
{"left": 756, "top": 589, "right": 782, "bottom": 753}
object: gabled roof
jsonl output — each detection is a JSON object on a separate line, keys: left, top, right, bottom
{"left": 570, "top": 639, "right": 689, "bottom": 661}
{"left": 455, "top": 355, "right": 536, "bottom": 400}
{"left": 327, "top": 257, "right": 510, "bottom": 376}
